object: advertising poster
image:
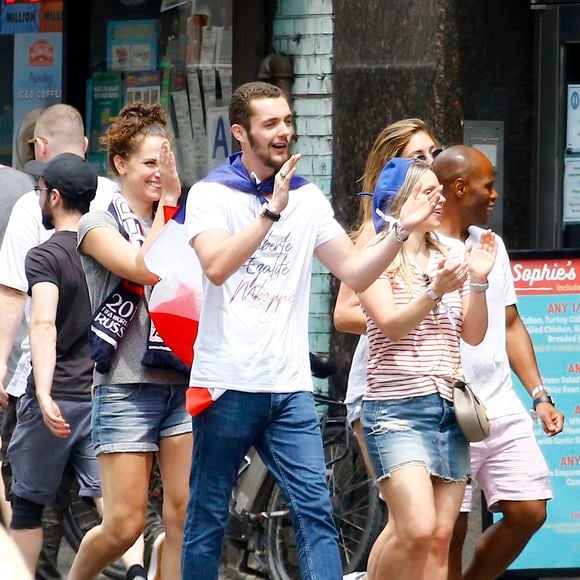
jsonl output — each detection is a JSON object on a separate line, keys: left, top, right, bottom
{"left": 567, "top": 84, "right": 580, "bottom": 153}
{"left": 1, "top": 3, "right": 40, "bottom": 35}
{"left": 125, "top": 71, "right": 161, "bottom": 105}
{"left": 87, "top": 72, "right": 123, "bottom": 174}
{"left": 12, "top": 32, "right": 62, "bottom": 167}
{"left": 107, "top": 19, "right": 157, "bottom": 72}
{"left": 39, "top": 1, "right": 63, "bottom": 33}
{"left": 499, "top": 252, "right": 580, "bottom": 575}
{"left": 563, "top": 157, "right": 580, "bottom": 224}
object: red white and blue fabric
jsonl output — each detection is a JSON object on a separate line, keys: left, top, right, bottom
{"left": 145, "top": 153, "right": 309, "bottom": 416}
{"left": 144, "top": 203, "right": 209, "bottom": 414}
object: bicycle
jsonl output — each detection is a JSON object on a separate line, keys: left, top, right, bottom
{"left": 63, "top": 354, "right": 384, "bottom": 578}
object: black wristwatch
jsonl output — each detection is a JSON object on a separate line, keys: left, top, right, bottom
{"left": 260, "top": 204, "right": 281, "bottom": 222}
{"left": 532, "top": 395, "right": 555, "bottom": 411}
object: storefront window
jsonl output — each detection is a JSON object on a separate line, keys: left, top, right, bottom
{"left": 0, "top": 0, "right": 233, "bottom": 183}
{"left": 85, "top": 0, "right": 233, "bottom": 186}
{"left": 0, "top": 0, "right": 64, "bottom": 168}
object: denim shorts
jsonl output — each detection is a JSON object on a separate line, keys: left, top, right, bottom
{"left": 92, "top": 383, "right": 192, "bottom": 455}
{"left": 361, "top": 393, "right": 470, "bottom": 483}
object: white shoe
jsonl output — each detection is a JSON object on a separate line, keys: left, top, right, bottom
{"left": 147, "top": 532, "right": 165, "bottom": 580}
{"left": 343, "top": 573, "right": 367, "bottom": 580}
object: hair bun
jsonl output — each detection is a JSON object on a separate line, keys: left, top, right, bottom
{"left": 119, "top": 102, "right": 167, "bottom": 127}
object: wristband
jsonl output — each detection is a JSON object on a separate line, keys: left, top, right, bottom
{"left": 425, "top": 286, "right": 441, "bottom": 302}
{"left": 393, "top": 220, "right": 411, "bottom": 243}
{"left": 469, "top": 281, "right": 489, "bottom": 293}
{"left": 531, "top": 385, "right": 546, "bottom": 399}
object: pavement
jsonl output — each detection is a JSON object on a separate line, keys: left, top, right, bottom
{"left": 57, "top": 537, "right": 255, "bottom": 579}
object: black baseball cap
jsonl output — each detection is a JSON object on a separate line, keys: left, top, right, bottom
{"left": 25, "top": 153, "right": 98, "bottom": 202}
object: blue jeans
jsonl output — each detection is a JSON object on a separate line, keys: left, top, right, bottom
{"left": 181, "top": 390, "right": 341, "bottom": 580}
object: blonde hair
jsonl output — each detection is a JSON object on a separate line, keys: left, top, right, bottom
{"left": 356, "top": 119, "right": 436, "bottom": 239}
{"left": 370, "top": 161, "right": 448, "bottom": 293}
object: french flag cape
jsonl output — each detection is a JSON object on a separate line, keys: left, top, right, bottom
{"left": 144, "top": 152, "right": 308, "bottom": 416}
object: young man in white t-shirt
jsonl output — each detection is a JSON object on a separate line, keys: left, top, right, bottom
{"left": 182, "top": 81, "right": 443, "bottom": 580}
{"left": 433, "top": 145, "right": 565, "bottom": 580}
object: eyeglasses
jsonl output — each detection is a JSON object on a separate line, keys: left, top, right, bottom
{"left": 34, "top": 185, "right": 50, "bottom": 196}
{"left": 413, "top": 147, "right": 445, "bottom": 163}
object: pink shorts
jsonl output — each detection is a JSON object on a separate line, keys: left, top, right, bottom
{"left": 460, "top": 411, "right": 552, "bottom": 513}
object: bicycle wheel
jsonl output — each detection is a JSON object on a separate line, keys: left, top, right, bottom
{"left": 265, "top": 422, "right": 385, "bottom": 579}
{"left": 63, "top": 494, "right": 127, "bottom": 580}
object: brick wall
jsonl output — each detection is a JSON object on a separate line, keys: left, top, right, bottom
{"left": 272, "top": 0, "right": 334, "bottom": 360}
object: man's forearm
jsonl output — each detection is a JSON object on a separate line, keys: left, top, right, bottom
{"left": 0, "top": 285, "right": 27, "bottom": 383}
{"left": 506, "top": 305, "right": 542, "bottom": 393}
{"left": 30, "top": 322, "right": 56, "bottom": 402}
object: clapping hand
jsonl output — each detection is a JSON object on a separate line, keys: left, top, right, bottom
{"left": 398, "top": 181, "right": 444, "bottom": 232}
{"left": 465, "top": 230, "right": 497, "bottom": 282}
{"left": 431, "top": 259, "right": 469, "bottom": 298}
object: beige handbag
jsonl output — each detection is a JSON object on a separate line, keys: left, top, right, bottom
{"left": 432, "top": 299, "right": 491, "bottom": 443}
{"left": 451, "top": 371, "right": 490, "bottom": 442}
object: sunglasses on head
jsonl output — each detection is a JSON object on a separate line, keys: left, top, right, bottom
{"left": 413, "top": 146, "right": 445, "bottom": 163}
{"left": 27, "top": 135, "right": 49, "bottom": 147}
{"left": 26, "top": 136, "right": 48, "bottom": 160}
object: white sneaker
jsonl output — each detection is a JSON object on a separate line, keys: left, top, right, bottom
{"left": 343, "top": 573, "right": 367, "bottom": 580}
{"left": 147, "top": 532, "right": 165, "bottom": 580}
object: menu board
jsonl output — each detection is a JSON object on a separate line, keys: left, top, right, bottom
{"left": 499, "top": 252, "right": 580, "bottom": 574}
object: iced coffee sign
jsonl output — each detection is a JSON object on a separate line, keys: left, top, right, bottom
{"left": 505, "top": 254, "right": 580, "bottom": 573}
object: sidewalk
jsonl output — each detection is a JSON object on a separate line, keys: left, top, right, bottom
{"left": 58, "top": 537, "right": 255, "bottom": 579}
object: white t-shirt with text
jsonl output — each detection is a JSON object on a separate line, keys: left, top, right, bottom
{"left": 186, "top": 180, "right": 345, "bottom": 393}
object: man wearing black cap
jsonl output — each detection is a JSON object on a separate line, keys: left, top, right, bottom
{"left": 6, "top": 153, "right": 102, "bottom": 574}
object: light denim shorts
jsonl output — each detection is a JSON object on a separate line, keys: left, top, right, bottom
{"left": 361, "top": 393, "right": 470, "bottom": 483}
{"left": 92, "top": 383, "right": 192, "bottom": 455}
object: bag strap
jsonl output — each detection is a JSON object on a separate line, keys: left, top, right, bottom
{"left": 429, "top": 287, "right": 465, "bottom": 383}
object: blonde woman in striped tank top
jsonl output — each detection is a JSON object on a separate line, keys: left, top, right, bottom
{"left": 357, "top": 158, "right": 497, "bottom": 580}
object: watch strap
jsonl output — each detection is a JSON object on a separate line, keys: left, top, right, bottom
{"left": 532, "top": 395, "right": 554, "bottom": 410}
{"left": 260, "top": 205, "right": 281, "bottom": 222}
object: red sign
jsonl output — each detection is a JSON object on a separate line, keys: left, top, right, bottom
{"left": 511, "top": 258, "right": 580, "bottom": 295}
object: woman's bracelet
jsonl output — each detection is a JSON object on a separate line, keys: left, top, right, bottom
{"left": 393, "top": 220, "right": 411, "bottom": 243}
{"left": 425, "top": 286, "right": 441, "bottom": 302}
{"left": 470, "top": 281, "right": 489, "bottom": 293}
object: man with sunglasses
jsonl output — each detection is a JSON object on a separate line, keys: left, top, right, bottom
{"left": 0, "top": 104, "right": 115, "bottom": 579}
